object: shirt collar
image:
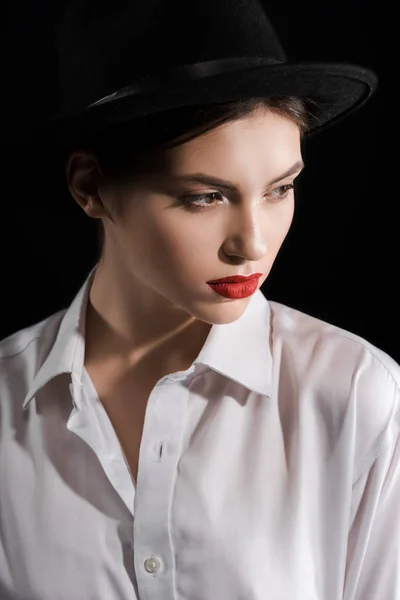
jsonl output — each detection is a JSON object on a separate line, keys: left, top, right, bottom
{"left": 23, "top": 264, "right": 272, "bottom": 409}
{"left": 193, "top": 288, "right": 272, "bottom": 396}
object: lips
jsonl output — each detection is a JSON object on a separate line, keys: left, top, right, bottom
{"left": 207, "top": 273, "right": 263, "bottom": 284}
{"left": 207, "top": 274, "right": 262, "bottom": 299}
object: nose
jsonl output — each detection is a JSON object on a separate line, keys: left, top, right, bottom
{"left": 221, "top": 203, "right": 268, "bottom": 263}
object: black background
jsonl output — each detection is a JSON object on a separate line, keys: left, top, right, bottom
{"left": 2, "top": 2, "right": 393, "bottom": 360}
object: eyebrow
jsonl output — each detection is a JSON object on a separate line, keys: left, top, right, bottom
{"left": 169, "top": 160, "right": 305, "bottom": 192}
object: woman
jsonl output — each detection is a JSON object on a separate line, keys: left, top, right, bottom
{"left": 1, "top": 1, "right": 397, "bottom": 599}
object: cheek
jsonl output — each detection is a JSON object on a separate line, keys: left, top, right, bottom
{"left": 281, "top": 204, "right": 295, "bottom": 237}
{"left": 157, "top": 222, "right": 212, "bottom": 273}
{"left": 131, "top": 212, "right": 212, "bottom": 277}
{"left": 265, "top": 203, "right": 295, "bottom": 248}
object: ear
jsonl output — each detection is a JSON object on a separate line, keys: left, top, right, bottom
{"left": 65, "top": 150, "right": 108, "bottom": 219}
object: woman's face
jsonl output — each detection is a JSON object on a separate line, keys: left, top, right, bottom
{"left": 84, "top": 108, "right": 303, "bottom": 326}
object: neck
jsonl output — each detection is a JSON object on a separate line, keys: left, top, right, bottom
{"left": 84, "top": 258, "right": 211, "bottom": 373}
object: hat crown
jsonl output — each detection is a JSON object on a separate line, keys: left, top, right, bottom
{"left": 56, "top": 0, "right": 287, "bottom": 112}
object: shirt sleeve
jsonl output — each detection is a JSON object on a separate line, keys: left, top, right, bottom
{"left": 343, "top": 409, "right": 400, "bottom": 600}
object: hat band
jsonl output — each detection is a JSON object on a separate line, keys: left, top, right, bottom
{"left": 87, "top": 56, "right": 282, "bottom": 109}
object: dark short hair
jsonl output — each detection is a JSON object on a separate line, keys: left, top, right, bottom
{"left": 68, "top": 96, "right": 319, "bottom": 253}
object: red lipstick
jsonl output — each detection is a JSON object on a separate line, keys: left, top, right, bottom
{"left": 207, "top": 273, "right": 262, "bottom": 299}
{"left": 207, "top": 273, "right": 263, "bottom": 284}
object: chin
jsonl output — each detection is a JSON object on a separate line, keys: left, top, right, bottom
{"left": 195, "top": 297, "right": 252, "bottom": 325}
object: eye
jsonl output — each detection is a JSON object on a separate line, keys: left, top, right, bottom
{"left": 268, "top": 183, "right": 295, "bottom": 202}
{"left": 179, "top": 191, "right": 224, "bottom": 211}
{"left": 179, "top": 183, "right": 295, "bottom": 212}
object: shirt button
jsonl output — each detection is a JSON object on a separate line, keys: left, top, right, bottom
{"left": 144, "top": 556, "right": 162, "bottom": 574}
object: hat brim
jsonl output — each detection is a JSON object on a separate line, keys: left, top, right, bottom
{"left": 9, "top": 62, "right": 378, "bottom": 156}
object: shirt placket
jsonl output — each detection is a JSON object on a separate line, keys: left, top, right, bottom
{"left": 133, "top": 369, "right": 193, "bottom": 600}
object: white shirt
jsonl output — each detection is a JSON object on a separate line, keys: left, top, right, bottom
{"left": 0, "top": 263, "right": 399, "bottom": 600}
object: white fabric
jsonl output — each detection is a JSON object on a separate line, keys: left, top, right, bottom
{"left": 0, "top": 263, "right": 399, "bottom": 600}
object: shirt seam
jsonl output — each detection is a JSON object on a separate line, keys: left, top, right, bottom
{"left": 323, "top": 328, "right": 400, "bottom": 485}
{"left": 352, "top": 405, "right": 400, "bottom": 485}
{"left": 0, "top": 312, "right": 65, "bottom": 361}
{"left": 336, "top": 330, "right": 400, "bottom": 394}
{"left": 272, "top": 302, "right": 400, "bottom": 395}
{"left": 0, "top": 335, "right": 44, "bottom": 361}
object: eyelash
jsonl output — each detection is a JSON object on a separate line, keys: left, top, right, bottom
{"left": 179, "top": 183, "right": 295, "bottom": 212}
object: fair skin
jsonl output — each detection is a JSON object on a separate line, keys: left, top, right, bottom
{"left": 66, "top": 107, "right": 303, "bottom": 481}
{"left": 66, "top": 108, "right": 303, "bottom": 374}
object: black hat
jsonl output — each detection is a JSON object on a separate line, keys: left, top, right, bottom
{"left": 8, "top": 0, "right": 378, "bottom": 157}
